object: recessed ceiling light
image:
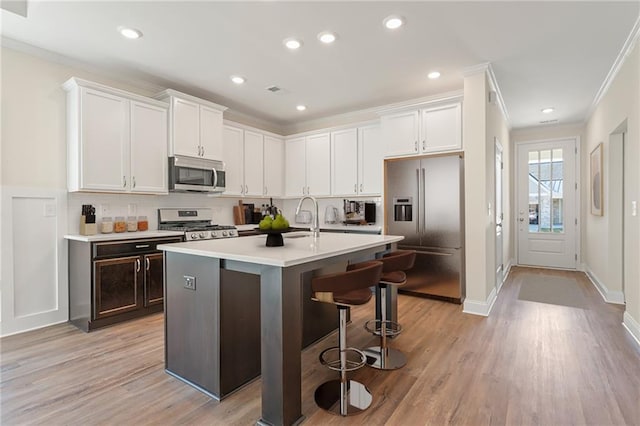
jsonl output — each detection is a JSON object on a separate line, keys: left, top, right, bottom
{"left": 383, "top": 15, "right": 405, "bottom": 30}
{"left": 541, "top": 107, "right": 555, "bottom": 114}
{"left": 230, "top": 75, "right": 246, "bottom": 85}
{"left": 118, "top": 26, "right": 143, "bottom": 39}
{"left": 317, "top": 32, "right": 337, "bottom": 44}
{"left": 284, "top": 38, "right": 303, "bottom": 50}
{"left": 428, "top": 71, "right": 441, "bottom": 79}
{"left": 296, "top": 105, "right": 307, "bottom": 111}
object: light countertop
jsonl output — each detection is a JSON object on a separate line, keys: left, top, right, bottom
{"left": 158, "top": 231, "right": 403, "bottom": 267}
{"left": 234, "top": 223, "right": 382, "bottom": 233}
{"left": 64, "top": 230, "right": 184, "bottom": 242}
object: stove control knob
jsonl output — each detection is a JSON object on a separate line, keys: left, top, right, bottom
{"left": 190, "top": 233, "right": 197, "bottom": 239}
{"left": 229, "top": 230, "right": 238, "bottom": 237}
{"left": 211, "top": 231, "right": 219, "bottom": 238}
{"left": 199, "top": 232, "right": 206, "bottom": 238}
{"left": 222, "top": 231, "right": 228, "bottom": 237}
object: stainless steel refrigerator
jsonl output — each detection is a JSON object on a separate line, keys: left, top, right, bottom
{"left": 385, "top": 154, "right": 465, "bottom": 303}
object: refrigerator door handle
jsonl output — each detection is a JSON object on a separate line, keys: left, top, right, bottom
{"left": 421, "top": 168, "right": 426, "bottom": 234}
{"left": 414, "top": 249, "right": 454, "bottom": 256}
{"left": 416, "top": 168, "right": 421, "bottom": 234}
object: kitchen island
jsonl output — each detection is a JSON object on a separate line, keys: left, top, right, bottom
{"left": 158, "top": 231, "right": 403, "bottom": 426}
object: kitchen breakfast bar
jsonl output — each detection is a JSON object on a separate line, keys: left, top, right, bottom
{"left": 158, "top": 231, "right": 403, "bottom": 425}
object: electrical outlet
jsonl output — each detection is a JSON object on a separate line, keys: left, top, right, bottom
{"left": 101, "top": 204, "right": 110, "bottom": 217}
{"left": 632, "top": 201, "right": 637, "bottom": 217}
{"left": 184, "top": 276, "right": 196, "bottom": 290}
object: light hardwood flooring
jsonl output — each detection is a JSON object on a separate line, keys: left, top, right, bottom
{"left": 2, "top": 267, "right": 639, "bottom": 425}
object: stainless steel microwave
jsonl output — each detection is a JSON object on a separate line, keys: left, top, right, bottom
{"left": 168, "top": 156, "right": 226, "bottom": 193}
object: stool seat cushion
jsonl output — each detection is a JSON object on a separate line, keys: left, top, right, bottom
{"left": 311, "top": 260, "right": 382, "bottom": 307}
{"left": 333, "top": 288, "right": 373, "bottom": 305}
{"left": 380, "top": 270, "right": 406, "bottom": 285}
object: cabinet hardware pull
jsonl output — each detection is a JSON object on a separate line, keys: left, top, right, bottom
{"left": 241, "top": 185, "right": 244, "bottom": 194}
{"left": 245, "top": 185, "right": 248, "bottom": 194}
{"left": 414, "top": 141, "right": 418, "bottom": 152}
{"left": 198, "top": 146, "right": 202, "bottom": 156}
{"left": 136, "top": 258, "right": 141, "bottom": 273}
{"left": 422, "top": 140, "right": 426, "bottom": 150}
{"left": 132, "top": 176, "right": 136, "bottom": 188}
{"left": 354, "top": 184, "right": 357, "bottom": 193}
{"left": 302, "top": 186, "right": 305, "bottom": 195}
{"left": 123, "top": 176, "right": 126, "bottom": 187}
{"left": 360, "top": 183, "right": 363, "bottom": 192}
{"left": 201, "top": 146, "right": 205, "bottom": 157}
{"left": 135, "top": 245, "right": 150, "bottom": 249}
{"left": 145, "top": 257, "right": 150, "bottom": 271}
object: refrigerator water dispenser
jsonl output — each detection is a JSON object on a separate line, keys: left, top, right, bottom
{"left": 393, "top": 197, "right": 413, "bottom": 222}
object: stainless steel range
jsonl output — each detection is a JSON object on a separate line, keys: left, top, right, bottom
{"left": 158, "top": 208, "right": 238, "bottom": 241}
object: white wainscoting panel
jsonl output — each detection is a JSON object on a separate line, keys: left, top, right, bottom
{"left": 1, "top": 187, "right": 68, "bottom": 336}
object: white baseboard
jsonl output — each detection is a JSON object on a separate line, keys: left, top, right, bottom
{"left": 623, "top": 312, "right": 640, "bottom": 349}
{"left": 463, "top": 287, "right": 497, "bottom": 317}
{"left": 584, "top": 265, "right": 625, "bottom": 304}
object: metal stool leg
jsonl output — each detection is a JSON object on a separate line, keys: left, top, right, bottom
{"left": 315, "top": 307, "right": 373, "bottom": 416}
{"left": 364, "top": 284, "right": 407, "bottom": 370}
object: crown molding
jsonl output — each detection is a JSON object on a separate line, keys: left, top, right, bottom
{"left": 486, "top": 64, "right": 511, "bottom": 129}
{"left": 585, "top": 15, "right": 640, "bottom": 123}
{"left": 462, "top": 62, "right": 490, "bottom": 77}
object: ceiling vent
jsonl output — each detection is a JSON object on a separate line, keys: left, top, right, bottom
{"left": 266, "top": 85, "right": 282, "bottom": 93}
{"left": 539, "top": 119, "right": 559, "bottom": 124}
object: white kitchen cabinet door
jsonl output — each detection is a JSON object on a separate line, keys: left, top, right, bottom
{"left": 285, "top": 137, "right": 306, "bottom": 197}
{"left": 80, "top": 88, "right": 129, "bottom": 191}
{"left": 243, "top": 130, "right": 264, "bottom": 196}
{"left": 381, "top": 110, "right": 420, "bottom": 157}
{"left": 130, "top": 101, "right": 168, "bottom": 194}
{"left": 264, "top": 135, "right": 284, "bottom": 197}
{"left": 222, "top": 125, "right": 245, "bottom": 196}
{"left": 358, "top": 125, "right": 383, "bottom": 195}
{"left": 172, "top": 97, "right": 200, "bottom": 158}
{"left": 420, "top": 103, "right": 462, "bottom": 153}
{"left": 305, "top": 133, "right": 331, "bottom": 196}
{"left": 331, "top": 128, "right": 358, "bottom": 196}
{"left": 199, "top": 105, "right": 223, "bottom": 160}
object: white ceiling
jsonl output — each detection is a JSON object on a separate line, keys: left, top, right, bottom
{"left": 2, "top": 1, "right": 638, "bottom": 132}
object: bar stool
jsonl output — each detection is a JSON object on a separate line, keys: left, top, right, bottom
{"left": 311, "top": 260, "right": 383, "bottom": 416}
{"left": 364, "top": 250, "right": 416, "bottom": 370}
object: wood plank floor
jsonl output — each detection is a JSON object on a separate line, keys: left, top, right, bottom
{"left": 2, "top": 267, "right": 639, "bottom": 425}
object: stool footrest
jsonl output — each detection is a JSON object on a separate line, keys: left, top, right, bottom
{"left": 364, "top": 319, "right": 403, "bottom": 337}
{"left": 319, "top": 346, "right": 367, "bottom": 372}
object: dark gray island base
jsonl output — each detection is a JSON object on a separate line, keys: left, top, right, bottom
{"left": 159, "top": 232, "right": 403, "bottom": 426}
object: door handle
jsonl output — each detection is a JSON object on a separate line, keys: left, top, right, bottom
{"left": 145, "top": 257, "right": 150, "bottom": 271}
{"left": 421, "top": 168, "right": 426, "bottom": 234}
{"left": 416, "top": 169, "right": 420, "bottom": 234}
{"left": 136, "top": 258, "right": 141, "bottom": 273}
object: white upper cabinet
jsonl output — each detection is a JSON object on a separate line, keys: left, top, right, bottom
{"left": 263, "top": 135, "right": 284, "bottom": 197}
{"left": 243, "top": 130, "right": 264, "bottom": 197}
{"left": 381, "top": 110, "right": 420, "bottom": 157}
{"left": 420, "top": 103, "right": 462, "bottom": 153}
{"left": 130, "top": 101, "right": 168, "bottom": 193}
{"left": 64, "top": 78, "right": 168, "bottom": 194}
{"left": 382, "top": 102, "right": 462, "bottom": 157}
{"left": 222, "top": 124, "right": 278, "bottom": 197}
{"left": 155, "top": 89, "right": 227, "bottom": 161}
{"left": 331, "top": 128, "right": 359, "bottom": 196}
{"left": 222, "top": 125, "right": 245, "bottom": 196}
{"left": 358, "top": 125, "right": 383, "bottom": 195}
{"left": 285, "top": 133, "right": 331, "bottom": 197}
{"left": 285, "top": 137, "right": 306, "bottom": 197}
{"left": 306, "top": 133, "right": 331, "bottom": 196}
{"left": 330, "top": 125, "right": 383, "bottom": 197}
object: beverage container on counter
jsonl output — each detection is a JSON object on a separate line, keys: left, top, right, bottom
{"left": 100, "top": 217, "right": 114, "bottom": 233}
{"left": 137, "top": 216, "right": 149, "bottom": 231}
{"left": 127, "top": 216, "right": 137, "bottom": 232}
{"left": 114, "top": 216, "right": 127, "bottom": 233}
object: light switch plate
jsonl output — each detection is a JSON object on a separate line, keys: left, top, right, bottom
{"left": 632, "top": 201, "right": 637, "bottom": 217}
{"left": 101, "top": 204, "right": 110, "bottom": 217}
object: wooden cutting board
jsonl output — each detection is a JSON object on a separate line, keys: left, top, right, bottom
{"left": 233, "top": 206, "right": 245, "bottom": 225}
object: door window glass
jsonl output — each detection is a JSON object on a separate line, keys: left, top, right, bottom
{"left": 528, "top": 148, "right": 564, "bottom": 233}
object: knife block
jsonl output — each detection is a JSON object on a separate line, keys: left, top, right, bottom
{"left": 80, "top": 215, "right": 97, "bottom": 236}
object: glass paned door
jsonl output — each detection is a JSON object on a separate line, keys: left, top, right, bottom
{"left": 518, "top": 139, "right": 577, "bottom": 269}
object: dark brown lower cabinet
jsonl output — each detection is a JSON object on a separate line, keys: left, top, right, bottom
{"left": 69, "top": 236, "right": 182, "bottom": 332}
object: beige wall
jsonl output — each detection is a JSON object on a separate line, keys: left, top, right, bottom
{"left": 584, "top": 42, "right": 639, "bottom": 326}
